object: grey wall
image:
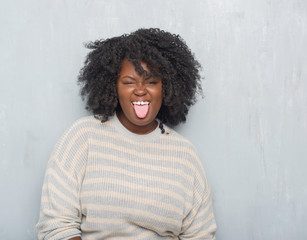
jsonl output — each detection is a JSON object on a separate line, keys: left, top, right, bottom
{"left": 0, "top": 0, "right": 306, "bottom": 239}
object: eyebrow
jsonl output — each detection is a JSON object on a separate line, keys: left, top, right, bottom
{"left": 121, "top": 76, "right": 136, "bottom": 80}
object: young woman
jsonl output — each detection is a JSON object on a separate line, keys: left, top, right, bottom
{"left": 37, "top": 28, "right": 217, "bottom": 240}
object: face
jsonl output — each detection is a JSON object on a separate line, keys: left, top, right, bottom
{"left": 116, "top": 59, "right": 162, "bottom": 134}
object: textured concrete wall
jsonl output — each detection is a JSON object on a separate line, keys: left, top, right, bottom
{"left": 0, "top": 0, "right": 306, "bottom": 239}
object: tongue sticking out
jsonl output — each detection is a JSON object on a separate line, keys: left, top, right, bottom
{"left": 133, "top": 104, "right": 149, "bottom": 118}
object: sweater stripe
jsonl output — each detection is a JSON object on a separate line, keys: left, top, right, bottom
{"left": 88, "top": 151, "right": 194, "bottom": 182}
{"left": 85, "top": 164, "right": 191, "bottom": 194}
{"left": 82, "top": 176, "right": 188, "bottom": 204}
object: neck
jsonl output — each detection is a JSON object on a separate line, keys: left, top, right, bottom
{"left": 116, "top": 111, "right": 158, "bottom": 135}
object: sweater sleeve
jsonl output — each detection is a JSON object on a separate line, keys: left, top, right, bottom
{"left": 36, "top": 121, "right": 89, "bottom": 240}
{"left": 179, "top": 152, "right": 217, "bottom": 239}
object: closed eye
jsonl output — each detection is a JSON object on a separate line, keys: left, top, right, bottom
{"left": 121, "top": 76, "right": 136, "bottom": 85}
{"left": 145, "top": 77, "right": 160, "bottom": 85}
{"left": 148, "top": 81, "right": 158, "bottom": 85}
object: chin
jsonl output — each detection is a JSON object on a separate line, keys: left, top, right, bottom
{"left": 133, "top": 115, "right": 156, "bottom": 125}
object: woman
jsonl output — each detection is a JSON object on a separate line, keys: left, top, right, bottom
{"left": 37, "top": 28, "right": 217, "bottom": 240}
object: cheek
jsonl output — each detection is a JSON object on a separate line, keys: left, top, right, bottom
{"left": 117, "top": 88, "right": 133, "bottom": 110}
{"left": 117, "top": 87, "right": 127, "bottom": 99}
{"left": 116, "top": 89, "right": 124, "bottom": 107}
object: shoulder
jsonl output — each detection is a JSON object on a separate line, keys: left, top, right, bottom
{"left": 67, "top": 115, "right": 104, "bottom": 131}
{"left": 52, "top": 115, "right": 111, "bottom": 153}
{"left": 162, "top": 125, "right": 198, "bottom": 153}
{"left": 61, "top": 115, "right": 113, "bottom": 138}
{"left": 161, "top": 125, "right": 203, "bottom": 168}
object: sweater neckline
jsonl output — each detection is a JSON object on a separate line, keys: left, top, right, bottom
{"left": 109, "top": 113, "right": 161, "bottom": 142}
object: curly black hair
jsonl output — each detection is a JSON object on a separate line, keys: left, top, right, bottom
{"left": 78, "top": 28, "right": 202, "bottom": 126}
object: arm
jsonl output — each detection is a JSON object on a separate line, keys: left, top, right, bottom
{"left": 180, "top": 189, "right": 217, "bottom": 239}
{"left": 179, "top": 153, "right": 217, "bottom": 239}
{"left": 36, "top": 121, "right": 88, "bottom": 239}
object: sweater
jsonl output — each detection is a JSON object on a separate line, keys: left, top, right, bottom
{"left": 36, "top": 114, "right": 217, "bottom": 240}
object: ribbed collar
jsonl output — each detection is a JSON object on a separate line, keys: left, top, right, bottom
{"left": 109, "top": 113, "right": 162, "bottom": 142}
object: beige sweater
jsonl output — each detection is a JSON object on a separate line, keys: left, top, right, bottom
{"left": 37, "top": 114, "right": 217, "bottom": 240}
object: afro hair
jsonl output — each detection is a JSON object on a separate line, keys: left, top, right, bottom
{"left": 78, "top": 28, "right": 203, "bottom": 126}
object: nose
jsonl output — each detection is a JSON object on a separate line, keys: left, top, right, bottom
{"left": 134, "top": 83, "right": 147, "bottom": 96}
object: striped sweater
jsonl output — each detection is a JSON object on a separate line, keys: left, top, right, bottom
{"left": 36, "top": 114, "right": 217, "bottom": 240}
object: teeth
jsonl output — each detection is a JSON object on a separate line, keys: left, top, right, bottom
{"left": 132, "top": 101, "right": 150, "bottom": 105}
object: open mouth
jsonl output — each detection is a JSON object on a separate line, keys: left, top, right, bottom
{"left": 132, "top": 101, "right": 150, "bottom": 118}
